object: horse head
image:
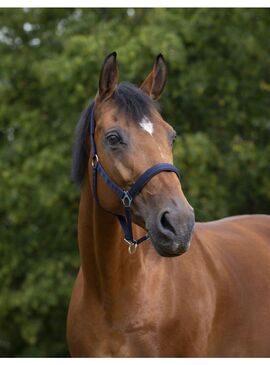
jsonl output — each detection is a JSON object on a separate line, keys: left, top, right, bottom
{"left": 90, "top": 52, "right": 195, "bottom": 257}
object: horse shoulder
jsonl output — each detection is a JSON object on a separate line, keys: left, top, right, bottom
{"left": 191, "top": 214, "right": 270, "bottom": 356}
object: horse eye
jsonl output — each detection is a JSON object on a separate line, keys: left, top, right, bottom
{"left": 106, "top": 133, "right": 122, "bottom": 146}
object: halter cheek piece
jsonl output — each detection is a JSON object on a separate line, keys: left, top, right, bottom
{"left": 90, "top": 104, "right": 180, "bottom": 254}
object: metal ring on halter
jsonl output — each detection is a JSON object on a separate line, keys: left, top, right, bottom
{"left": 128, "top": 243, "right": 138, "bottom": 255}
{"left": 124, "top": 238, "right": 138, "bottom": 255}
{"left": 91, "top": 154, "right": 99, "bottom": 168}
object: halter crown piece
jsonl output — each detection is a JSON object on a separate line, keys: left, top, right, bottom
{"left": 90, "top": 103, "right": 180, "bottom": 254}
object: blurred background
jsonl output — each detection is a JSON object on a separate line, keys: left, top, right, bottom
{"left": 0, "top": 8, "right": 269, "bottom": 357}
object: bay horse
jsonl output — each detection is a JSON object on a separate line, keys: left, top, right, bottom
{"left": 67, "top": 52, "right": 270, "bottom": 357}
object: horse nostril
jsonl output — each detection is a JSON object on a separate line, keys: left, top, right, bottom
{"left": 160, "top": 211, "right": 176, "bottom": 235}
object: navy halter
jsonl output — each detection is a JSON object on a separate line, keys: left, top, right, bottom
{"left": 90, "top": 103, "right": 180, "bottom": 253}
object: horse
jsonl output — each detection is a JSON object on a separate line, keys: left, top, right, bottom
{"left": 67, "top": 52, "right": 270, "bottom": 357}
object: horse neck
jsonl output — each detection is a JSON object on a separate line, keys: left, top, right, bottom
{"left": 77, "top": 175, "right": 145, "bottom": 299}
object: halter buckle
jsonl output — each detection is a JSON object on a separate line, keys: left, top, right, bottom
{"left": 91, "top": 154, "right": 99, "bottom": 168}
{"left": 121, "top": 191, "right": 132, "bottom": 207}
{"left": 124, "top": 238, "right": 138, "bottom": 255}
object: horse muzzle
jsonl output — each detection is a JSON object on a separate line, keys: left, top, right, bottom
{"left": 146, "top": 205, "right": 195, "bottom": 257}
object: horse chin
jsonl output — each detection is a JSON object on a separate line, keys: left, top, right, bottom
{"left": 148, "top": 232, "right": 192, "bottom": 258}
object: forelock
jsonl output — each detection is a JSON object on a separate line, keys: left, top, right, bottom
{"left": 113, "top": 82, "right": 159, "bottom": 122}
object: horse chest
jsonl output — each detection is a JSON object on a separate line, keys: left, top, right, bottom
{"left": 73, "top": 308, "right": 158, "bottom": 356}
{"left": 75, "top": 293, "right": 210, "bottom": 357}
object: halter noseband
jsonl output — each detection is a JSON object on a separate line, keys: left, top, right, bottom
{"left": 90, "top": 103, "right": 180, "bottom": 254}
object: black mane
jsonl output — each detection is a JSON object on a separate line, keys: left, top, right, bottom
{"left": 71, "top": 82, "right": 157, "bottom": 187}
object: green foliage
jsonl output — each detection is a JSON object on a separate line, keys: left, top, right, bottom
{"left": 0, "top": 8, "right": 269, "bottom": 356}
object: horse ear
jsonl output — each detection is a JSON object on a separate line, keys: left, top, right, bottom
{"left": 97, "top": 52, "right": 119, "bottom": 102}
{"left": 140, "top": 54, "right": 168, "bottom": 100}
